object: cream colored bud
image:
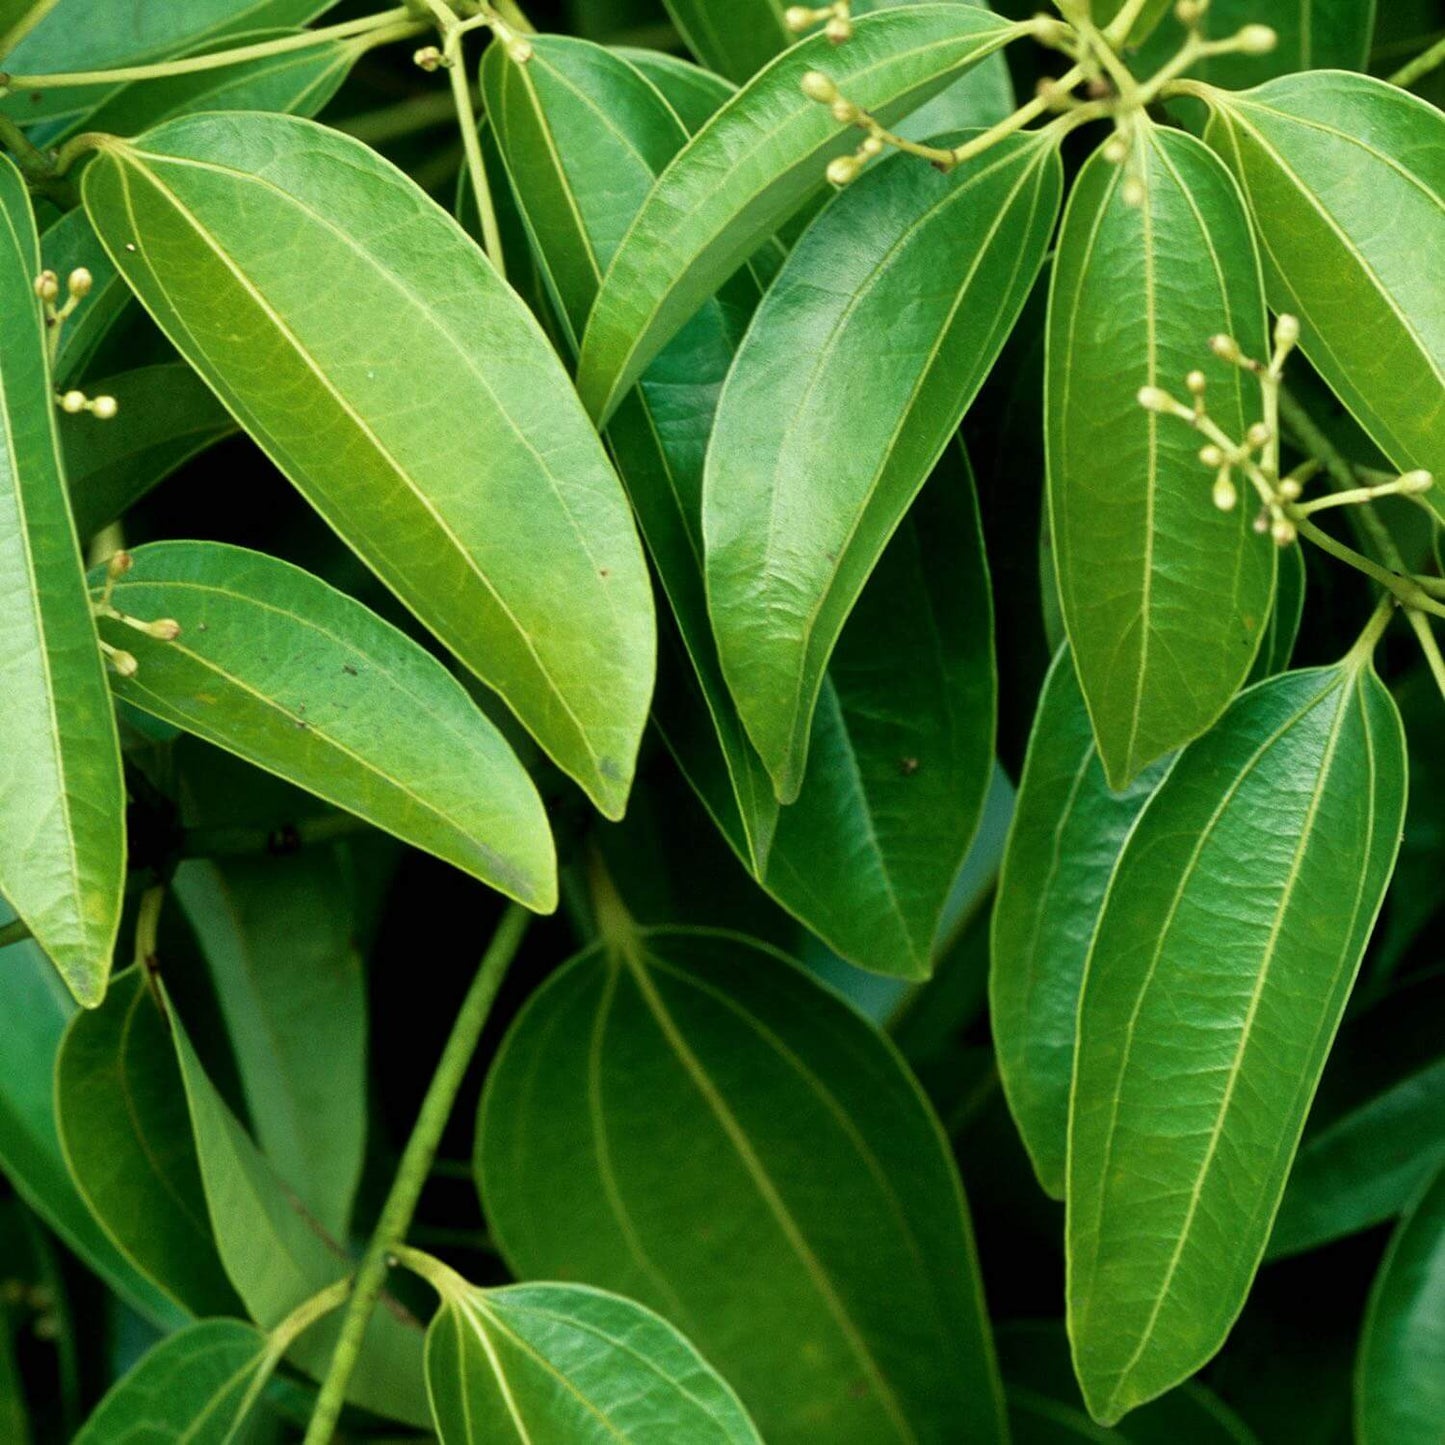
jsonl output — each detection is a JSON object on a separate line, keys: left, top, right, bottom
{"left": 1102, "top": 135, "right": 1129, "bottom": 165}
{"left": 1137, "top": 386, "right": 1174, "bottom": 413}
{"left": 1186, "top": 370, "right": 1207, "bottom": 395}
{"left": 1030, "top": 16, "right": 1073, "bottom": 47}
{"left": 146, "top": 618, "right": 182, "bottom": 641}
{"left": 1278, "top": 477, "right": 1303, "bottom": 501}
{"left": 1246, "top": 422, "right": 1271, "bottom": 449}
{"left": 1122, "top": 175, "right": 1146, "bottom": 207}
{"left": 1236, "top": 24, "right": 1277, "bottom": 55}
{"left": 785, "top": 5, "right": 815, "bottom": 30}
{"left": 1199, "top": 445, "right": 1226, "bottom": 468}
{"left": 506, "top": 37, "right": 534, "bottom": 62}
{"left": 830, "top": 97, "right": 860, "bottom": 122}
{"left": 1271, "top": 515, "right": 1297, "bottom": 547}
{"left": 66, "top": 266, "right": 93, "bottom": 299}
{"left": 109, "top": 649, "right": 139, "bottom": 678}
{"left": 1274, "top": 313, "right": 1300, "bottom": 348}
{"left": 1210, "top": 333, "right": 1242, "bottom": 363}
{"left": 90, "top": 394, "right": 118, "bottom": 421}
{"left": 859, "top": 134, "right": 884, "bottom": 158}
{"left": 34, "top": 270, "right": 59, "bottom": 303}
{"left": 1213, "top": 474, "right": 1238, "bottom": 511}
{"left": 1176, "top": 0, "right": 1206, "bottom": 27}
{"left": 1399, "top": 469, "right": 1434, "bottom": 494}
{"left": 1253, "top": 510, "right": 1271, "bottom": 534}
{"left": 825, "top": 15, "right": 852, "bottom": 43}
{"left": 826, "top": 154, "right": 861, "bottom": 186}
{"left": 801, "top": 70, "right": 837, "bottom": 103}
{"left": 60, "top": 390, "right": 87, "bottom": 414}
{"left": 412, "top": 45, "right": 444, "bottom": 71}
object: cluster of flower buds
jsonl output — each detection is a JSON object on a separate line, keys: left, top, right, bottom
{"left": 799, "top": 70, "right": 888, "bottom": 185}
{"left": 92, "top": 551, "right": 181, "bottom": 677}
{"left": 37, "top": 267, "right": 119, "bottom": 418}
{"left": 785, "top": 2, "right": 852, "bottom": 44}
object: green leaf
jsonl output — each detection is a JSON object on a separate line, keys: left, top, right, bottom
{"left": 990, "top": 647, "right": 1172, "bottom": 1199}
{"left": 60, "top": 364, "right": 235, "bottom": 542}
{"left": 95, "top": 540, "right": 556, "bottom": 910}
{"left": 0, "top": 154, "right": 124, "bottom": 1007}
{"left": 1245, "top": 537, "right": 1305, "bottom": 684}
{"left": 657, "top": 0, "right": 790, "bottom": 84}
{"left": 410, "top": 1255, "right": 763, "bottom": 1444}
{"left": 1067, "top": 658, "right": 1408, "bottom": 1423}
{"left": 1204, "top": 73, "right": 1445, "bottom": 522}
{"left": 68, "top": 25, "right": 356, "bottom": 142}
{"left": 0, "top": 0, "right": 340, "bottom": 138}
{"left": 758, "top": 450, "right": 997, "bottom": 977}
{"left": 172, "top": 850, "right": 367, "bottom": 1240}
{"left": 81, "top": 112, "right": 655, "bottom": 818}
{"left": 575, "top": 3, "right": 1023, "bottom": 422}
{"left": 165, "top": 983, "right": 430, "bottom": 1428}
{"left": 1355, "top": 1162, "right": 1445, "bottom": 1445}
{"left": 476, "top": 927, "right": 1006, "bottom": 1444}
{"left": 482, "top": 35, "right": 779, "bottom": 868}
{"left": 706, "top": 129, "right": 1059, "bottom": 798}
{"left": 1267, "top": 971, "right": 1445, "bottom": 1258}
{"left": 1138, "top": 1, "right": 1377, "bottom": 91}
{"left": 55, "top": 968, "right": 243, "bottom": 1317}
{"left": 73, "top": 1318, "right": 271, "bottom": 1445}
{"left": 42, "top": 208, "right": 127, "bottom": 386}
{"left": 0, "top": 912, "right": 179, "bottom": 1326}
{"left": 616, "top": 46, "right": 735, "bottom": 130}
{"left": 0, "top": 0, "right": 57, "bottom": 57}
{"left": 1047, "top": 122, "right": 1275, "bottom": 788}
{"left": 997, "top": 1321, "right": 1260, "bottom": 1443}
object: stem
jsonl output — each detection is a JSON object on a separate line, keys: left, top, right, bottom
{"left": 1344, "top": 593, "right": 1397, "bottom": 670}
{"left": 1390, "top": 33, "right": 1445, "bottom": 90}
{"left": 301, "top": 902, "right": 532, "bottom": 1445}
{"left": 1103, "top": 0, "right": 1155, "bottom": 45}
{"left": 1406, "top": 610, "right": 1445, "bottom": 703}
{"left": 1290, "top": 514, "right": 1445, "bottom": 619}
{"left": 2, "top": 10, "right": 425, "bottom": 91}
{"left": 950, "top": 63, "right": 1087, "bottom": 165}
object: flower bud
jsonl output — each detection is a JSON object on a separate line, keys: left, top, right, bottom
{"left": 1137, "top": 386, "right": 1174, "bottom": 413}
{"left": 146, "top": 618, "right": 182, "bottom": 641}
{"left": 1199, "top": 445, "right": 1225, "bottom": 468}
{"left": 1102, "top": 135, "right": 1129, "bottom": 165}
{"left": 826, "top": 154, "right": 861, "bottom": 186}
{"left": 108, "top": 550, "right": 133, "bottom": 579}
{"left": 1122, "top": 175, "right": 1146, "bottom": 207}
{"left": 1176, "top": 0, "right": 1207, "bottom": 25}
{"left": 1399, "top": 469, "right": 1434, "bottom": 494}
{"left": 109, "top": 649, "right": 139, "bottom": 678}
{"left": 1210, "top": 334, "right": 1242, "bottom": 363}
{"left": 831, "top": 97, "right": 860, "bottom": 122}
{"left": 90, "top": 394, "right": 118, "bottom": 421}
{"left": 1274, "top": 313, "right": 1300, "bottom": 349}
{"left": 825, "top": 14, "right": 852, "bottom": 43}
{"left": 801, "top": 70, "right": 837, "bottom": 103}
{"left": 34, "top": 270, "right": 59, "bottom": 303}
{"left": 413, "top": 45, "right": 444, "bottom": 72}
{"left": 1277, "top": 477, "right": 1303, "bottom": 502}
{"left": 67, "top": 267, "right": 92, "bottom": 299}
{"left": 1246, "top": 422, "right": 1271, "bottom": 449}
{"left": 1271, "top": 515, "right": 1297, "bottom": 547}
{"left": 1212, "top": 474, "right": 1238, "bottom": 511}
{"left": 1236, "top": 24, "right": 1277, "bottom": 55}
{"left": 1186, "top": 370, "right": 1207, "bottom": 396}
{"left": 60, "top": 390, "right": 87, "bottom": 414}
{"left": 785, "top": 5, "right": 816, "bottom": 30}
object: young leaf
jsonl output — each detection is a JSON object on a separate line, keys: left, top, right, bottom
{"left": 173, "top": 850, "right": 367, "bottom": 1240}
{"left": 482, "top": 36, "right": 779, "bottom": 868}
{"left": 705, "top": 130, "right": 1059, "bottom": 798}
{"left": 165, "top": 984, "right": 430, "bottom": 1428}
{"left": 81, "top": 112, "right": 655, "bottom": 818}
{"left": 55, "top": 968, "right": 243, "bottom": 1317}
{"left": 575, "top": 3, "right": 1023, "bottom": 422}
{"left": 1047, "top": 122, "right": 1275, "bottom": 788}
{"left": 0, "top": 155, "right": 125, "bottom": 1007}
{"left": 60, "top": 364, "right": 235, "bottom": 542}
{"left": 990, "top": 647, "right": 1172, "bottom": 1199}
{"left": 1067, "top": 659, "right": 1408, "bottom": 1423}
{"left": 73, "top": 1318, "right": 271, "bottom": 1445}
{"left": 759, "top": 451, "right": 996, "bottom": 978}
{"left": 96, "top": 541, "right": 556, "bottom": 911}
{"left": 476, "top": 928, "right": 1006, "bottom": 1444}
{"left": 409, "top": 1254, "right": 763, "bottom": 1444}
{"left": 1204, "top": 73, "right": 1445, "bottom": 520}
{"left": 1355, "top": 1163, "right": 1445, "bottom": 1445}
{"left": 0, "top": 912, "right": 180, "bottom": 1326}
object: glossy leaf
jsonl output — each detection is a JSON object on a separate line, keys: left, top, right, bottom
{"left": 1355, "top": 1163, "right": 1445, "bottom": 1445}
{"left": 0, "top": 912, "right": 178, "bottom": 1325}
{"left": 758, "top": 453, "right": 996, "bottom": 977}
{"left": 1268, "top": 972, "right": 1445, "bottom": 1257}
{"left": 73, "top": 1318, "right": 271, "bottom": 1445}
{"left": 575, "top": 4, "right": 1023, "bottom": 422}
{"left": 618, "top": 46, "right": 736, "bottom": 130}
{"left": 658, "top": 0, "right": 789, "bottom": 85}
{"left": 1067, "top": 660, "right": 1408, "bottom": 1423}
{"left": 0, "top": 0, "right": 340, "bottom": 137}
{"left": 991, "top": 647, "right": 1171, "bottom": 1199}
{"left": 0, "top": 155, "right": 124, "bottom": 1007}
{"left": 706, "top": 130, "right": 1059, "bottom": 797}
{"left": 483, "top": 35, "right": 779, "bottom": 868}
{"left": 60, "top": 364, "right": 235, "bottom": 541}
{"left": 1047, "top": 122, "right": 1274, "bottom": 788}
{"left": 81, "top": 112, "right": 654, "bottom": 817}
{"left": 1205, "top": 73, "right": 1445, "bottom": 521}
{"left": 173, "top": 850, "right": 367, "bottom": 1240}
{"left": 166, "top": 986, "right": 430, "bottom": 1428}
{"left": 476, "top": 927, "right": 1006, "bottom": 1444}
{"left": 412, "top": 1255, "right": 763, "bottom": 1444}
{"left": 97, "top": 541, "right": 556, "bottom": 910}
{"left": 55, "top": 968, "right": 242, "bottom": 1316}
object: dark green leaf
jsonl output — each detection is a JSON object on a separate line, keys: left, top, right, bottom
{"left": 81, "top": 112, "right": 654, "bottom": 818}
{"left": 55, "top": 968, "right": 242, "bottom": 1316}
{"left": 706, "top": 130, "right": 1058, "bottom": 797}
{"left": 476, "top": 927, "right": 1006, "bottom": 1444}
{"left": 97, "top": 541, "right": 556, "bottom": 910}
{"left": 410, "top": 1254, "right": 763, "bottom": 1444}
{"left": 1047, "top": 122, "right": 1275, "bottom": 787}
{"left": 616, "top": 46, "right": 735, "bottom": 130}
{"left": 1067, "top": 660, "right": 1407, "bottom": 1422}
{"left": 42, "top": 207, "right": 127, "bottom": 386}
{"left": 991, "top": 647, "right": 1171, "bottom": 1199}
{"left": 0, "top": 155, "right": 125, "bottom": 1007}
{"left": 59, "top": 364, "right": 235, "bottom": 542}
{"left": 576, "top": 4, "right": 1023, "bottom": 422}
{"left": 172, "top": 849, "right": 367, "bottom": 1240}
{"left": 1355, "top": 1162, "right": 1445, "bottom": 1445}
{"left": 1205, "top": 73, "right": 1445, "bottom": 522}
{"left": 166, "top": 985, "right": 430, "bottom": 1427}
{"left": 73, "top": 1318, "right": 270, "bottom": 1445}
